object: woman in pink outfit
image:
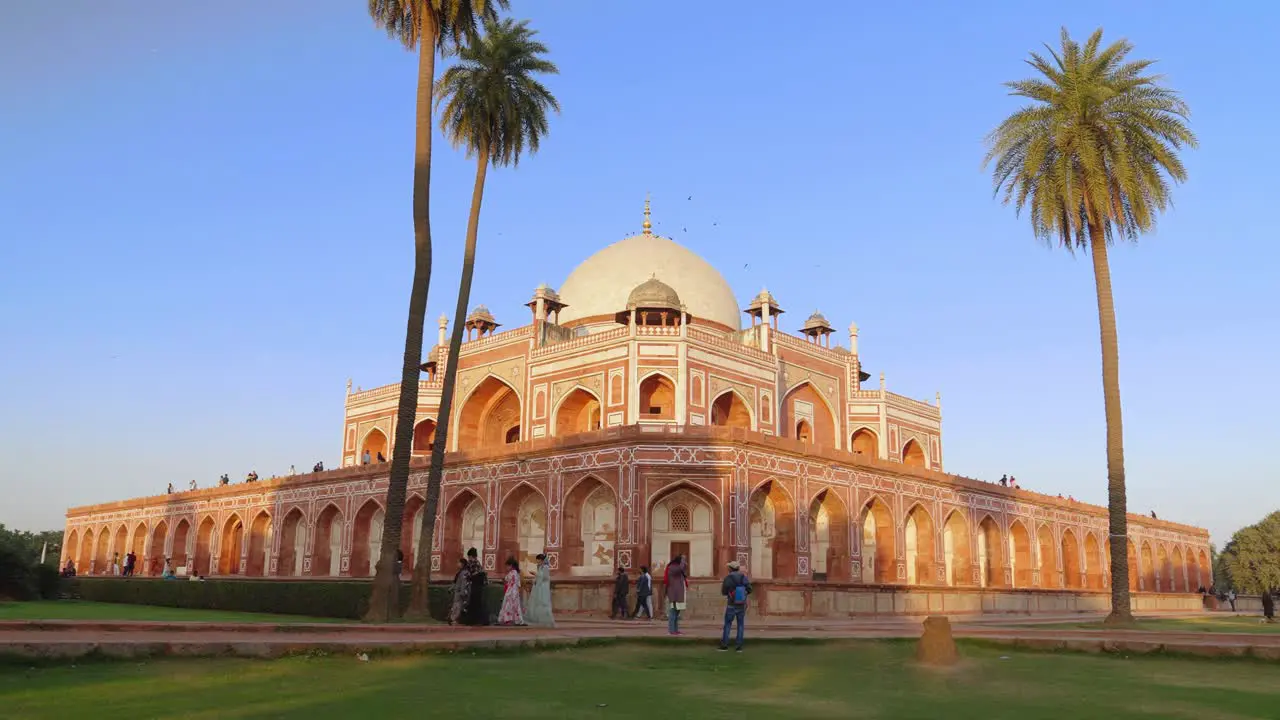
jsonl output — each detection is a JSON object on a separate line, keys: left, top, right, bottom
{"left": 497, "top": 557, "right": 526, "bottom": 626}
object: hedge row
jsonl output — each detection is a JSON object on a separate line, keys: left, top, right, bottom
{"left": 70, "top": 578, "right": 504, "bottom": 622}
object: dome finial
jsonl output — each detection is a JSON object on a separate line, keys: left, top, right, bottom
{"left": 642, "top": 193, "right": 652, "bottom": 235}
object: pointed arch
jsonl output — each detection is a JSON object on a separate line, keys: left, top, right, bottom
{"left": 638, "top": 371, "right": 676, "bottom": 420}
{"left": 443, "top": 488, "right": 486, "bottom": 573}
{"left": 129, "top": 522, "right": 147, "bottom": 570}
{"left": 563, "top": 475, "right": 617, "bottom": 575}
{"left": 1170, "top": 546, "right": 1185, "bottom": 593}
{"left": 171, "top": 519, "right": 191, "bottom": 573}
{"left": 277, "top": 507, "right": 306, "bottom": 577}
{"left": 64, "top": 529, "right": 79, "bottom": 571}
{"left": 1035, "top": 524, "right": 1058, "bottom": 588}
{"left": 412, "top": 419, "right": 437, "bottom": 455}
{"left": 112, "top": 525, "right": 129, "bottom": 571}
{"left": 1083, "top": 532, "right": 1104, "bottom": 590}
{"left": 1061, "top": 528, "right": 1082, "bottom": 589}
{"left": 194, "top": 516, "right": 215, "bottom": 577}
{"left": 359, "top": 428, "right": 389, "bottom": 462}
{"left": 93, "top": 526, "right": 111, "bottom": 574}
{"left": 553, "top": 386, "right": 603, "bottom": 437}
{"left": 976, "top": 514, "right": 1001, "bottom": 587}
{"left": 649, "top": 480, "right": 721, "bottom": 578}
{"left": 1008, "top": 520, "right": 1032, "bottom": 587}
{"left": 781, "top": 380, "right": 838, "bottom": 447}
{"left": 245, "top": 511, "right": 272, "bottom": 576}
{"left": 860, "top": 494, "right": 895, "bottom": 584}
{"left": 456, "top": 374, "right": 523, "bottom": 451}
{"left": 709, "top": 388, "right": 754, "bottom": 430}
{"left": 311, "top": 503, "right": 345, "bottom": 577}
{"left": 499, "top": 482, "right": 547, "bottom": 573}
{"left": 809, "top": 487, "right": 849, "bottom": 581}
{"left": 1157, "top": 544, "right": 1171, "bottom": 592}
{"left": 77, "top": 528, "right": 94, "bottom": 573}
{"left": 942, "top": 508, "right": 972, "bottom": 586}
{"left": 350, "top": 498, "right": 385, "bottom": 578}
{"left": 218, "top": 513, "right": 244, "bottom": 575}
{"left": 749, "top": 478, "right": 797, "bottom": 581}
{"left": 400, "top": 493, "right": 426, "bottom": 577}
{"left": 902, "top": 439, "right": 927, "bottom": 468}
{"left": 850, "top": 427, "right": 879, "bottom": 458}
{"left": 904, "top": 502, "right": 936, "bottom": 585}
{"left": 148, "top": 520, "right": 169, "bottom": 576}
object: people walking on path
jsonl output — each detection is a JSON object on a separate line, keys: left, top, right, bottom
{"left": 633, "top": 565, "right": 654, "bottom": 619}
{"left": 123, "top": 551, "right": 136, "bottom": 577}
{"left": 719, "top": 560, "right": 752, "bottom": 652}
{"left": 665, "top": 555, "right": 689, "bottom": 635}
{"left": 497, "top": 557, "right": 526, "bottom": 626}
{"left": 611, "top": 567, "right": 630, "bottom": 619}
{"left": 525, "top": 553, "right": 555, "bottom": 627}
{"left": 1227, "top": 589, "right": 1237, "bottom": 612}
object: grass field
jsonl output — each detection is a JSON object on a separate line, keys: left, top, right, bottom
{"left": 1025, "top": 615, "right": 1280, "bottom": 635}
{"left": 1, "top": 641, "right": 1276, "bottom": 719}
{"left": 0, "top": 601, "right": 341, "bottom": 624}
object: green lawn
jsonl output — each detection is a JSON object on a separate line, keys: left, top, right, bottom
{"left": 0, "top": 601, "right": 342, "bottom": 625}
{"left": 1025, "top": 615, "right": 1280, "bottom": 635}
{"left": 1, "top": 641, "right": 1276, "bottom": 719}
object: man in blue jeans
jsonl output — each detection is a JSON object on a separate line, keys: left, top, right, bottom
{"left": 719, "top": 560, "right": 752, "bottom": 652}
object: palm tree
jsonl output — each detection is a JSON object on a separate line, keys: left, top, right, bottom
{"left": 407, "top": 17, "right": 559, "bottom": 616}
{"left": 365, "top": 0, "right": 507, "bottom": 622}
{"left": 984, "top": 28, "right": 1195, "bottom": 624}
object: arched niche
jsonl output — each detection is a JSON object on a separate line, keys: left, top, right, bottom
{"left": 638, "top": 373, "right": 675, "bottom": 420}
{"left": 361, "top": 428, "right": 388, "bottom": 462}
{"left": 554, "top": 387, "right": 602, "bottom": 437}
{"left": 850, "top": 428, "right": 878, "bottom": 458}
{"left": 1036, "top": 525, "right": 1058, "bottom": 588}
{"left": 781, "top": 382, "right": 836, "bottom": 447}
{"left": 904, "top": 503, "right": 936, "bottom": 585}
{"left": 350, "top": 499, "right": 385, "bottom": 578}
{"left": 456, "top": 376, "right": 522, "bottom": 451}
{"left": 442, "top": 490, "right": 486, "bottom": 573}
{"left": 942, "top": 510, "right": 972, "bottom": 587}
{"left": 709, "top": 390, "right": 753, "bottom": 430}
{"left": 194, "top": 517, "right": 215, "bottom": 576}
{"left": 219, "top": 515, "right": 244, "bottom": 575}
{"left": 809, "top": 488, "right": 849, "bottom": 581}
{"left": 1061, "top": 529, "right": 1082, "bottom": 589}
{"left": 860, "top": 496, "right": 895, "bottom": 584}
{"left": 902, "top": 439, "right": 926, "bottom": 468}
{"left": 277, "top": 508, "right": 306, "bottom": 577}
{"left": 412, "top": 420, "right": 437, "bottom": 455}
{"left": 245, "top": 512, "right": 272, "bottom": 577}
{"left": 311, "top": 504, "right": 344, "bottom": 577}
{"left": 562, "top": 477, "right": 617, "bottom": 576}
{"left": 650, "top": 484, "right": 718, "bottom": 578}
{"left": 498, "top": 484, "right": 546, "bottom": 574}
{"left": 977, "top": 515, "right": 1001, "bottom": 587}
{"left": 1009, "top": 520, "right": 1032, "bottom": 588}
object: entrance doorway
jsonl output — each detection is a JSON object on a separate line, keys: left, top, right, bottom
{"left": 669, "top": 541, "right": 690, "bottom": 565}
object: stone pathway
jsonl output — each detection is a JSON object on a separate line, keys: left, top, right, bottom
{"left": 2, "top": 613, "right": 1276, "bottom": 661}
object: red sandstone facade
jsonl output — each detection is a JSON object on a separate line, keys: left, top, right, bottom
{"left": 62, "top": 215, "right": 1211, "bottom": 611}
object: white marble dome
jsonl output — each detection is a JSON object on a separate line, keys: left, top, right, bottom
{"left": 557, "top": 234, "right": 741, "bottom": 331}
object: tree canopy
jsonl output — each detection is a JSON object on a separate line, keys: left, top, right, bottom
{"left": 984, "top": 27, "right": 1197, "bottom": 249}
{"left": 1217, "top": 511, "right": 1280, "bottom": 594}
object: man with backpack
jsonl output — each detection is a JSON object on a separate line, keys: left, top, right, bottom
{"left": 719, "top": 560, "right": 752, "bottom": 652}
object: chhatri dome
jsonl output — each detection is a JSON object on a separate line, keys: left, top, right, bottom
{"left": 556, "top": 197, "right": 741, "bottom": 331}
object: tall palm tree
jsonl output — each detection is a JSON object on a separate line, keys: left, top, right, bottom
{"left": 984, "top": 28, "right": 1195, "bottom": 624}
{"left": 365, "top": 0, "right": 507, "bottom": 622}
{"left": 407, "top": 17, "right": 559, "bottom": 616}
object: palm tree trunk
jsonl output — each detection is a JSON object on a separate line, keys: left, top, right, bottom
{"left": 365, "top": 9, "right": 438, "bottom": 623}
{"left": 1091, "top": 222, "right": 1133, "bottom": 624}
{"left": 407, "top": 142, "right": 491, "bottom": 617}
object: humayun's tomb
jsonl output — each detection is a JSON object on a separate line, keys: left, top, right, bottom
{"left": 64, "top": 203, "right": 1211, "bottom": 616}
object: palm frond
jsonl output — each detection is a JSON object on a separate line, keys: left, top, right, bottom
{"left": 983, "top": 27, "right": 1195, "bottom": 250}
{"left": 435, "top": 17, "right": 560, "bottom": 167}
{"left": 368, "top": 0, "right": 510, "bottom": 51}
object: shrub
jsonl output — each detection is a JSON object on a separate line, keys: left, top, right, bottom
{"left": 0, "top": 546, "right": 35, "bottom": 600}
{"left": 70, "top": 578, "right": 503, "bottom": 622}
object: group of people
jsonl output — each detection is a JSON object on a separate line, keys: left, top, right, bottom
{"left": 164, "top": 464, "right": 328, "bottom": 495}
{"left": 998, "top": 474, "right": 1020, "bottom": 488}
{"left": 360, "top": 450, "right": 387, "bottom": 465}
{"left": 448, "top": 548, "right": 555, "bottom": 628}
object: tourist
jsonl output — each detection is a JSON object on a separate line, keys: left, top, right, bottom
{"left": 362, "top": 450, "right": 372, "bottom": 465}
{"left": 497, "top": 557, "right": 526, "bottom": 626}
{"left": 61, "top": 560, "right": 76, "bottom": 577}
{"left": 633, "top": 565, "right": 654, "bottom": 620}
{"left": 111, "top": 552, "right": 120, "bottom": 576}
{"left": 526, "top": 553, "right": 555, "bottom": 627}
{"left": 664, "top": 554, "right": 689, "bottom": 636}
{"left": 219, "top": 474, "right": 230, "bottom": 486}
{"left": 999, "top": 474, "right": 1008, "bottom": 487}
{"left": 189, "top": 479, "right": 197, "bottom": 490}
{"left": 313, "top": 461, "right": 324, "bottom": 472}
{"left": 376, "top": 451, "right": 386, "bottom": 463}
{"left": 449, "top": 558, "right": 471, "bottom": 625}
{"left": 166, "top": 482, "right": 174, "bottom": 494}
{"left": 189, "top": 571, "right": 204, "bottom": 582}
{"left": 162, "top": 558, "right": 176, "bottom": 579}
{"left": 1227, "top": 589, "right": 1237, "bottom": 612}
{"left": 719, "top": 560, "right": 752, "bottom": 652}
{"left": 1150, "top": 510, "right": 1158, "bottom": 519}
{"left": 289, "top": 464, "right": 296, "bottom": 475}
{"left": 246, "top": 471, "right": 259, "bottom": 483}
{"left": 611, "top": 566, "right": 630, "bottom": 620}
{"left": 462, "top": 548, "right": 489, "bottom": 626}
{"left": 1009, "top": 476, "right": 1019, "bottom": 489}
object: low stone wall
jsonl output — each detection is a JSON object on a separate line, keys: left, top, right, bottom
{"left": 549, "top": 579, "right": 1204, "bottom": 618}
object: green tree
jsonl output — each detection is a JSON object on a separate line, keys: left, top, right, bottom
{"left": 365, "top": 0, "right": 508, "bottom": 622}
{"left": 984, "top": 28, "right": 1196, "bottom": 624}
{"left": 1217, "top": 512, "right": 1280, "bottom": 595}
{"left": 408, "top": 17, "right": 559, "bottom": 615}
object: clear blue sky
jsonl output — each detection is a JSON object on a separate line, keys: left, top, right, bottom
{"left": 2, "top": 1, "right": 1276, "bottom": 545}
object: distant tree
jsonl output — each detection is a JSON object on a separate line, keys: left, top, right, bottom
{"left": 409, "top": 17, "right": 559, "bottom": 615}
{"left": 1217, "top": 512, "right": 1280, "bottom": 596}
{"left": 984, "top": 28, "right": 1196, "bottom": 624}
{"left": 365, "top": 0, "right": 509, "bottom": 623}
